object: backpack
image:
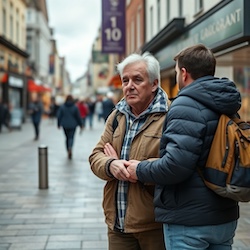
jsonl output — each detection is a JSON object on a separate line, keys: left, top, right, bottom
{"left": 201, "top": 114, "right": 250, "bottom": 202}
{"left": 112, "top": 109, "right": 120, "bottom": 131}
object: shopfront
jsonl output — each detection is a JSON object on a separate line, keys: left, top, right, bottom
{"left": 1, "top": 73, "right": 26, "bottom": 109}
{"left": 143, "top": 0, "right": 250, "bottom": 121}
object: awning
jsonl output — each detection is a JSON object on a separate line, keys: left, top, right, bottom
{"left": 1, "top": 73, "right": 8, "bottom": 83}
{"left": 28, "top": 79, "right": 51, "bottom": 92}
{"left": 108, "top": 74, "right": 122, "bottom": 88}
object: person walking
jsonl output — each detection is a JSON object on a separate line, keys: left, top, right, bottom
{"left": 95, "top": 94, "right": 104, "bottom": 122}
{"left": 127, "top": 44, "right": 241, "bottom": 250}
{"left": 0, "top": 99, "right": 4, "bottom": 133}
{"left": 89, "top": 52, "right": 168, "bottom": 250}
{"left": 102, "top": 91, "right": 115, "bottom": 122}
{"left": 48, "top": 97, "right": 59, "bottom": 122}
{"left": 57, "top": 95, "right": 83, "bottom": 159}
{"left": 2, "top": 102, "right": 11, "bottom": 132}
{"left": 28, "top": 95, "right": 43, "bottom": 140}
{"left": 77, "top": 99, "right": 89, "bottom": 129}
{"left": 86, "top": 97, "right": 95, "bottom": 129}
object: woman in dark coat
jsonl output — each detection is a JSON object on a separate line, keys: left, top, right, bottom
{"left": 29, "top": 96, "right": 43, "bottom": 140}
{"left": 57, "top": 95, "right": 83, "bottom": 159}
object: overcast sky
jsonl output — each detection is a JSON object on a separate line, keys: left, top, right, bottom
{"left": 46, "top": 0, "right": 101, "bottom": 82}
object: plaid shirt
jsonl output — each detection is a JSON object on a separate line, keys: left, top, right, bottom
{"left": 115, "top": 87, "right": 168, "bottom": 231}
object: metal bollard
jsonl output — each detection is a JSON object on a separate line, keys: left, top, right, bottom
{"left": 38, "top": 145, "right": 48, "bottom": 189}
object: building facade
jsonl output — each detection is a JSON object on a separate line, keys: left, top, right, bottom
{"left": 143, "top": 0, "right": 250, "bottom": 121}
{"left": 0, "top": 0, "right": 28, "bottom": 113}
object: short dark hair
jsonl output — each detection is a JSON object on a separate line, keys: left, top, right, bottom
{"left": 66, "top": 95, "right": 74, "bottom": 102}
{"left": 174, "top": 44, "right": 216, "bottom": 80}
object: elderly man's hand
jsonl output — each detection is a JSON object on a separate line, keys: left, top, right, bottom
{"left": 127, "top": 160, "right": 140, "bottom": 180}
{"left": 109, "top": 160, "right": 137, "bottom": 183}
{"left": 104, "top": 143, "right": 118, "bottom": 159}
{"left": 104, "top": 143, "right": 136, "bottom": 183}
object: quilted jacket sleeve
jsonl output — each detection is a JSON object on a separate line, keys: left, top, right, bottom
{"left": 136, "top": 96, "right": 207, "bottom": 185}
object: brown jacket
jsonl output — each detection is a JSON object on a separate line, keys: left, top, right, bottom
{"left": 89, "top": 109, "right": 166, "bottom": 233}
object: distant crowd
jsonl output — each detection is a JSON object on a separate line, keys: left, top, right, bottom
{"left": 0, "top": 91, "right": 118, "bottom": 136}
{"left": 48, "top": 91, "right": 117, "bottom": 130}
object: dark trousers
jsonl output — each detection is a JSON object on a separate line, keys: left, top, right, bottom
{"left": 108, "top": 227, "right": 165, "bottom": 250}
{"left": 33, "top": 121, "right": 40, "bottom": 139}
{"left": 63, "top": 128, "right": 76, "bottom": 150}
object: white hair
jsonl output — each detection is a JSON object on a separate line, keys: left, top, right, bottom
{"left": 116, "top": 52, "right": 161, "bottom": 85}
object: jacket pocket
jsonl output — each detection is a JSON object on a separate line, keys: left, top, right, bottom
{"left": 138, "top": 132, "right": 162, "bottom": 159}
{"left": 154, "top": 185, "right": 178, "bottom": 209}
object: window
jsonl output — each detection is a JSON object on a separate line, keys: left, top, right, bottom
{"left": 10, "top": 4, "right": 14, "bottom": 40}
{"left": 16, "top": 9, "right": 19, "bottom": 43}
{"left": 150, "top": 6, "right": 153, "bottom": 37}
{"left": 26, "top": 37, "right": 32, "bottom": 54}
{"left": 10, "top": 16, "right": 14, "bottom": 40}
{"left": 195, "top": 0, "right": 204, "bottom": 14}
{"left": 0, "top": 51, "right": 4, "bottom": 67}
{"left": 157, "top": 0, "right": 161, "bottom": 32}
{"left": 166, "top": 0, "right": 170, "bottom": 23}
{"left": 136, "top": 7, "right": 141, "bottom": 49}
{"left": 130, "top": 20, "right": 134, "bottom": 53}
{"left": 179, "top": 0, "right": 183, "bottom": 17}
{"left": 16, "top": 22, "right": 19, "bottom": 44}
{"left": 2, "top": 8, "right": 7, "bottom": 35}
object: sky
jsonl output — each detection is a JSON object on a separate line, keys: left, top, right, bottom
{"left": 46, "top": 0, "right": 101, "bottom": 82}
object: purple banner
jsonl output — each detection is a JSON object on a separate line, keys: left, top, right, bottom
{"left": 101, "top": 0, "right": 126, "bottom": 54}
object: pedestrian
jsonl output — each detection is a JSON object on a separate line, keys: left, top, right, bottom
{"left": 127, "top": 44, "right": 241, "bottom": 250}
{"left": 95, "top": 94, "right": 104, "bottom": 122}
{"left": 77, "top": 99, "right": 89, "bottom": 129}
{"left": 0, "top": 99, "right": 4, "bottom": 133}
{"left": 86, "top": 97, "right": 96, "bottom": 129}
{"left": 2, "top": 102, "right": 11, "bottom": 132}
{"left": 102, "top": 91, "right": 115, "bottom": 122}
{"left": 57, "top": 95, "right": 83, "bottom": 159}
{"left": 0, "top": 100, "right": 11, "bottom": 132}
{"left": 28, "top": 95, "right": 43, "bottom": 140}
{"left": 89, "top": 52, "right": 168, "bottom": 250}
{"left": 48, "top": 97, "right": 59, "bottom": 122}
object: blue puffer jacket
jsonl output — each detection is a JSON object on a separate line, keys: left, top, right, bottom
{"left": 57, "top": 101, "right": 82, "bottom": 129}
{"left": 136, "top": 76, "right": 241, "bottom": 226}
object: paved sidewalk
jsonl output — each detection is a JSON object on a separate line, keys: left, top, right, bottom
{"left": 0, "top": 118, "right": 108, "bottom": 250}
{"left": 0, "top": 117, "right": 250, "bottom": 249}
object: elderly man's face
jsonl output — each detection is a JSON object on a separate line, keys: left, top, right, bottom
{"left": 121, "top": 61, "right": 158, "bottom": 115}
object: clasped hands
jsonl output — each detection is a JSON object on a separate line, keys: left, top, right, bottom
{"left": 104, "top": 143, "right": 139, "bottom": 182}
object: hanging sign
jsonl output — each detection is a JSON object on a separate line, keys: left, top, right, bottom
{"left": 101, "top": 0, "right": 126, "bottom": 54}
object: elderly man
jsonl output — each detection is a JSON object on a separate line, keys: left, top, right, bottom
{"left": 89, "top": 52, "right": 168, "bottom": 250}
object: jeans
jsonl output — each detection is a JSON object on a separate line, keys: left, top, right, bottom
{"left": 33, "top": 121, "right": 40, "bottom": 139}
{"left": 87, "top": 113, "right": 94, "bottom": 129}
{"left": 63, "top": 128, "right": 76, "bottom": 150}
{"left": 163, "top": 220, "right": 237, "bottom": 250}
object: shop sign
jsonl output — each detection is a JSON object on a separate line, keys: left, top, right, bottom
{"left": 92, "top": 51, "right": 109, "bottom": 63}
{"left": 101, "top": 0, "right": 126, "bottom": 54}
{"left": 9, "top": 75, "right": 23, "bottom": 88}
{"left": 156, "top": 0, "right": 245, "bottom": 70}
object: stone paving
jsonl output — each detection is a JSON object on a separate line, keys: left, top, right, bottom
{"left": 0, "top": 118, "right": 108, "bottom": 250}
{"left": 0, "top": 117, "right": 249, "bottom": 250}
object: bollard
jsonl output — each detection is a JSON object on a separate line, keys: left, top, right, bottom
{"left": 38, "top": 145, "right": 48, "bottom": 189}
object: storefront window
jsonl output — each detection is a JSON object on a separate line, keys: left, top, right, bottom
{"left": 234, "top": 67, "right": 250, "bottom": 122}
{"left": 216, "top": 46, "right": 250, "bottom": 122}
{"left": 9, "top": 88, "right": 21, "bottom": 109}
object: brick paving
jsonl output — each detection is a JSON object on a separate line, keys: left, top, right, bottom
{"left": 0, "top": 117, "right": 249, "bottom": 250}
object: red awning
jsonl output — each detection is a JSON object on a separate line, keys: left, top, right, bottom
{"left": 108, "top": 74, "right": 122, "bottom": 88}
{"left": 1, "top": 73, "right": 8, "bottom": 83}
{"left": 28, "top": 80, "right": 51, "bottom": 92}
